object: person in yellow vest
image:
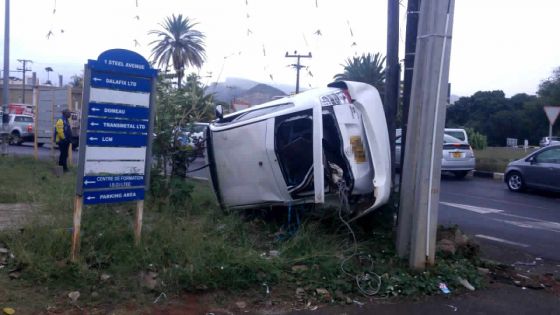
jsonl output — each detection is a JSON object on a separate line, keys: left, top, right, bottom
{"left": 54, "top": 109, "right": 73, "bottom": 172}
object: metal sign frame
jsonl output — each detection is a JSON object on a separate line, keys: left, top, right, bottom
{"left": 72, "top": 49, "right": 157, "bottom": 261}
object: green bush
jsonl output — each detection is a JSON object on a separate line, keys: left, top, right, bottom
{"left": 466, "top": 128, "right": 488, "bottom": 150}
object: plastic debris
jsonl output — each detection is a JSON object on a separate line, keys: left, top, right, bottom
{"left": 353, "top": 300, "right": 364, "bottom": 306}
{"left": 153, "top": 292, "right": 167, "bottom": 304}
{"left": 457, "top": 277, "right": 475, "bottom": 291}
{"left": 68, "top": 291, "right": 80, "bottom": 303}
{"left": 262, "top": 282, "right": 270, "bottom": 294}
{"left": 439, "top": 282, "right": 451, "bottom": 294}
{"left": 513, "top": 260, "right": 536, "bottom": 266}
{"left": 447, "top": 305, "right": 458, "bottom": 312}
{"left": 3, "top": 308, "right": 15, "bottom": 315}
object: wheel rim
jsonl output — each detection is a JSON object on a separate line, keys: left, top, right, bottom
{"left": 508, "top": 174, "right": 522, "bottom": 190}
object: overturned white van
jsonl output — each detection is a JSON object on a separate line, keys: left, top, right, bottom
{"left": 205, "top": 81, "right": 391, "bottom": 219}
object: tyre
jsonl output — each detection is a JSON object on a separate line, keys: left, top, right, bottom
{"left": 9, "top": 131, "right": 22, "bottom": 145}
{"left": 453, "top": 170, "right": 469, "bottom": 179}
{"left": 506, "top": 171, "right": 525, "bottom": 192}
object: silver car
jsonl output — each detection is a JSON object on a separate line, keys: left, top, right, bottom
{"left": 505, "top": 144, "right": 560, "bottom": 192}
{"left": 396, "top": 133, "right": 475, "bottom": 178}
{"left": 539, "top": 136, "right": 560, "bottom": 147}
{"left": 7, "top": 114, "right": 34, "bottom": 145}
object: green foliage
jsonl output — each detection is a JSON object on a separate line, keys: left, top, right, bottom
{"left": 153, "top": 73, "right": 214, "bottom": 177}
{"left": 334, "top": 52, "right": 386, "bottom": 96}
{"left": 466, "top": 128, "right": 487, "bottom": 150}
{"left": 537, "top": 67, "right": 560, "bottom": 105}
{"left": 447, "top": 67, "right": 560, "bottom": 146}
{"left": 149, "top": 14, "right": 206, "bottom": 88}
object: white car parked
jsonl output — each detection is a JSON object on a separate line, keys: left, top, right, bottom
{"left": 205, "top": 81, "right": 391, "bottom": 219}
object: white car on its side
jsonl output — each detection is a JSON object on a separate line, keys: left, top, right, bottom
{"left": 205, "top": 81, "right": 391, "bottom": 219}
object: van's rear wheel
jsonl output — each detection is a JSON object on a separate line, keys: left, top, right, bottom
{"left": 9, "top": 131, "right": 22, "bottom": 145}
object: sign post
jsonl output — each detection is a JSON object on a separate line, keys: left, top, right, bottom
{"left": 72, "top": 49, "right": 157, "bottom": 261}
{"left": 543, "top": 106, "right": 560, "bottom": 138}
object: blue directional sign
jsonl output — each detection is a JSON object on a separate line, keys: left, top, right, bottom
{"left": 90, "top": 71, "right": 151, "bottom": 93}
{"left": 88, "top": 49, "right": 157, "bottom": 77}
{"left": 88, "top": 103, "right": 149, "bottom": 120}
{"left": 83, "top": 188, "right": 145, "bottom": 205}
{"left": 83, "top": 174, "right": 145, "bottom": 189}
{"left": 86, "top": 132, "right": 147, "bottom": 147}
{"left": 77, "top": 48, "right": 157, "bottom": 206}
{"left": 87, "top": 117, "right": 148, "bottom": 133}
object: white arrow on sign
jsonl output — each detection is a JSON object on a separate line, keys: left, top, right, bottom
{"left": 92, "top": 77, "right": 102, "bottom": 82}
{"left": 544, "top": 106, "right": 560, "bottom": 125}
{"left": 86, "top": 196, "right": 96, "bottom": 200}
{"left": 84, "top": 180, "right": 96, "bottom": 185}
{"left": 91, "top": 107, "right": 101, "bottom": 112}
{"left": 90, "top": 122, "right": 99, "bottom": 126}
{"left": 88, "top": 137, "right": 98, "bottom": 141}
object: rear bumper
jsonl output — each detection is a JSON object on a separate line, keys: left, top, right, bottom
{"left": 441, "top": 157, "right": 475, "bottom": 171}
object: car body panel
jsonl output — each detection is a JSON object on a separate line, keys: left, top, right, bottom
{"left": 395, "top": 133, "right": 474, "bottom": 174}
{"left": 206, "top": 81, "right": 391, "bottom": 218}
{"left": 505, "top": 145, "right": 560, "bottom": 192}
{"left": 7, "top": 114, "right": 34, "bottom": 144}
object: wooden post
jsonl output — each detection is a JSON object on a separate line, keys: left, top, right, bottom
{"left": 134, "top": 200, "right": 144, "bottom": 246}
{"left": 67, "top": 86, "right": 73, "bottom": 166}
{"left": 70, "top": 195, "right": 83, "bottom": 262}
{"left": 50, "top": 91, "right": 55, "bottom": 159}
{"left": 33, "top": 87, "right": 39, "bottom": 160}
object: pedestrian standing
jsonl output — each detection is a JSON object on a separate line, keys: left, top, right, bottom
{"left": 54, "top": 109, "right": 73, "bottom": 172}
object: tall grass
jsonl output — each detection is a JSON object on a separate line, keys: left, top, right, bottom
{"left": 0, "top": 157, "right": 484, "bottom": 307}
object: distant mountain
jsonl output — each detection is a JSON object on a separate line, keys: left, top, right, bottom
{"left": 207, "top": 77, "right": 291, "bottom": 105}
{"left": 237, "top": 84, "right": 287, "bottom": 105}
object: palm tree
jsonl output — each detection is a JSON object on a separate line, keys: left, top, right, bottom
{"left": 334, "top": 53, "right": 386, "bottom": 94}
{"left": 149, "top": 14, "right": 206, "bottom": 88}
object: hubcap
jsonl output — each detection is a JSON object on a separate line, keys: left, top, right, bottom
{"left": 509, "top": 174, "right": 522, "bottom": 190}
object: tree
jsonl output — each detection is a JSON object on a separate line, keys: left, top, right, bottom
{"left": 149, "top": 14, "right": 206, "bottom": 88}
{"left": 153, "top": 73, "right": 214, "bottom": 179}
{"left": 333, "top": 53, "right": 386, "bottom": 94}
{"left": 69, "top": 74, "right": 83, "bottom": 88}
{"left": 537, "top": 67, "right": 560, "bottom": 105}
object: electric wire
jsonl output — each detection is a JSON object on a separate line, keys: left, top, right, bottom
{"left": 335, "top": 178, "right": 382, "bottom": 296}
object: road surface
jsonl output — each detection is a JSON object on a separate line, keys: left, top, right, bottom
{"left": 439, "top": 175, "right": 560, "bottom": 262}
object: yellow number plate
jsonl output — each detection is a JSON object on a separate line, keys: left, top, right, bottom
{"left": 452, "top": 152, "right": 462, "bottom": 158}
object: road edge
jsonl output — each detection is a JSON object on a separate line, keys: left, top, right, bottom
{"left": 472, "top": 170, "right": 504, "bottom": 181}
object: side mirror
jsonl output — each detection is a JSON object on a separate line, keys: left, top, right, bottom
{"left": 215, "top": 105, "right": 224, "bottom": 120}
{"left": 526, "top": 156, "right": 536, "bottom": 164}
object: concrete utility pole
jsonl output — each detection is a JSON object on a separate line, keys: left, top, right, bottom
{"left": 397, "top": 0, "right": 455, "bottom": 270}
{"left": 2, "top": 0, "right": 10, "bottom": 113}
{"left": 285, "top": 51, "right": 312, "bottom": 94}
{"left": 17, "top": 59, "right": 32, "bottom": 103}
{"left": 385, "top": 0, "right": 399, "bottom": 185}
{"left": 396, "top": 0, "right": 421, "bottom": 255}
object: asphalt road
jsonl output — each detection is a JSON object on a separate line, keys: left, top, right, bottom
{"left": 1, "top": 142, "right": 79, "bottom": 164}
{"left": 439, "top": 175, "right": 560, "bottom": 262}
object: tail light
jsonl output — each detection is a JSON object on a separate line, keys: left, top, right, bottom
{"left": 27, "top": 124, "right": 33, "bottom": 133}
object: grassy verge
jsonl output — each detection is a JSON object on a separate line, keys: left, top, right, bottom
{"left": 475, "top": 146, "right": 538, "bottom": 173}
{"left": 0, "top": 157, "right": 484, "bottom": 310}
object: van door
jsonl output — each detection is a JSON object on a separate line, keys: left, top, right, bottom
{"left": 273, "top": 105, "right": 324, "bottom": 203}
